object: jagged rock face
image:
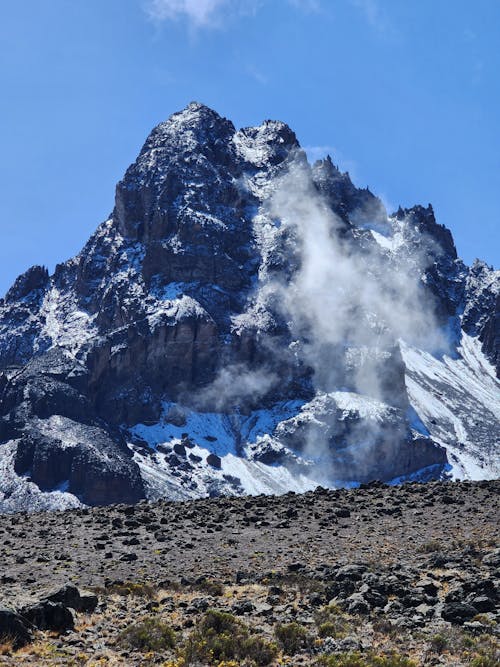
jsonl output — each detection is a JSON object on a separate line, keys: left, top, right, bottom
{"left": 0, "top": 349, "right": 145, "bottom": 508}
{"left": 312, "top": 156, "right": 386, "bottom": 226}
{"left": 0, "top": 102, "right": 498, "bottom": 511}
{"left": 462, "top": 260, "right": 500, "bottom": 375}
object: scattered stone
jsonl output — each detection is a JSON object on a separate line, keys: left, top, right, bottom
{"left": 206, "top": 453, "right": 222, "bottom": 469}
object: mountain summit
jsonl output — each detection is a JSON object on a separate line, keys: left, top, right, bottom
{"left": 0, "top": 104, "right": 498, "bottom": 512}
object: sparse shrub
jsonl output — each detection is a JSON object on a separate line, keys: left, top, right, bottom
{"left": 182, "top": 609, "right": 276, "bottom": 666}
{"left": 118, "top": 616, "right": 176, "bottom": 652}
{"left": 316, "top": 652, "right": 417, "bottom": 666}
{"left": 371, "top": 617, "right": 396, "bottom": 636}
{"left": 470, "top": 656, "right": 499, "bottom": 667}
{"left": 315, "top": 603, "right": 355, "bottom": 639}
{"left": 472, "top": 614, "right": 497, "bottom": 627}
{"left": 417, "top": 540, "right": 442, "bottom": 553}
{"left": 430, "top": 633, "right": 449, "bottom": 653}
{"left": 107, "top": 580, "right": 156, "bottom": 599}
{"left": 194, "top": 578, "right": 225, "bottom": 597}
{"left": 240, "top": 635, "right": 278, "bottom": 666}
{"left": 318, "top": 621, "right": 339, "bottom": 638}
{"left": 274, "top": 622, "right": 309, "bottom": 655}
{"left": 465, "top": 634, "right": 500, "bottom": 667}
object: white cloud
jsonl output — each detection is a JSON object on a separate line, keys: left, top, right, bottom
{"left": 145, "top": 0, "right": 320, "bottom": 29}
{"left": 146, "top": 0, "right": 232, "bottom": 27}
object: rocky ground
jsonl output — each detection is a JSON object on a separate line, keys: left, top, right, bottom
{"left": 0, "top": 479, "right": 499, "bottom": 666}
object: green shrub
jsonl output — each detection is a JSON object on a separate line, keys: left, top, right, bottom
{"left": 466, "top": 634, "right": 500, "bottom": 667}
{"left": 107, "top": 580, "right": 156, "bottom": 598}
{"left": 274, "top": 622, "right": 309, "bottom": 655}
{"left": 182, "top": 610, "right": 277, "bottom": 666}
{"left": 194, "top": 578, "right": 225, "bottom": 597}
{"left": 430, "top": 633, "right": 449, "bottom": 653}
{"left": 470, "top": 659, "right": 498, "bottom": 667}
{"left": 318, "top": 621, "right": 337, "bottom": 638}
{"left": 118, "top": 616, "right": 176, "bottom": 652}
{"left": 316, "top": 651, "right": 417, "bottom": 666}
{"left": 240, "top": 635, "right": 278, "bottom": 666}
{"left": 199, "top": 609, "right": 241, "bottom": 635}
{"left": 315, "top": 603, "right": 354, "bottom": 639}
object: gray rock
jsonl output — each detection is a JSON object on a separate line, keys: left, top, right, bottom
{"left": 345, "top": 593, "right": 370, "bottom": 615}
{"left": 232, "top": 600, "right": 255, "bottom": 615}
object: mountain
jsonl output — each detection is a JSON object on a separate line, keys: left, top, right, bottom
{"left": 0, "top": 102, "right": 498, "bottom": 513}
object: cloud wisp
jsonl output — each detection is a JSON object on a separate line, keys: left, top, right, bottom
{"left": 146, "top": 0, "right": 233, "bottom": 27}
{"left": 145, "top": 0, "right": 320, "bottom": 29}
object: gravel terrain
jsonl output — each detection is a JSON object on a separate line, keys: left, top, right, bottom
{"left": 0, "top": 479, "right": 498, "bottom": 665}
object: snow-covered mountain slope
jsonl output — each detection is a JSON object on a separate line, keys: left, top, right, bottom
{"left": 0, "top": 103, "right": 498, "bottom": 512}
{"left": 402, "top": 333, "right": 499, "bottom": 479}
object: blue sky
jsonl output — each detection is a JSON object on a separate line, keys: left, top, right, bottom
{"left": 1, "top": 0, "right": 498, "bottom": 296}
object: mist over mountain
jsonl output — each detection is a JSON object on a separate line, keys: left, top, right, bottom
{"left": 0, "top": 103, "right": 498, "bottom": 513}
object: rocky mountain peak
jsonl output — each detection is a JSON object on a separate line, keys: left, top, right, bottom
{"left": 4, "top": 265, "right": 49, "bottom": 305}
{"left": 139, "top": 101, "right": 236, "bottom": 158}
{"left": 234, "top": 119, "right": 299, "bottom": 167}
{"left": 0, "top": 105, "right": 498, "bottom": 512}
{"left": 311, "top": 154, "right": 386, "bottom": 225}
{"left": 395, "top": 204, "right": 457, "bottom": 260}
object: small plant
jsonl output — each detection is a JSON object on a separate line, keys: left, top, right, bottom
{"left": 318, "top": 621, "right": 338, "bottom": 638}
{"left": 470, "top": 659, "right": 497, "bottom": 667}
{"left": 274, "top": 622, "right": 309, "bottom": 655}
{"left": 316, "top": 652, "right": 417, "bottom": 666}
{"left": 182, "top": 609, "right": 276, "bottom": 666}
{"left": 199, "top": 609, "right": 240, "bottom": 635}
{"left": 118, "top": 616, "right": 176, "bottom": 652}
{"left": 472, "top": 614, "right": 497, "bottom": 627}
{"left": 416, "top": 540, "right": 442, "bottom": 553}
{"left": 429, "top": 633, "right": 449, "bottom": 653}
{"left": 315, "top": 603, "right": 355, "bottom": 639}
{"left": 240, "top": 635, "right": 278, "bottom": 666}
{"left": 464, "top": 634, "right": 500, "bottom": 667}
{"left": 371, "top": 618, "right": 396, "bottom": 636}
{"left": 194, "top": 578, "right": 225, "bottom": 597}
{"left": 107, "top": 580, "right": 156, "bottom": 598}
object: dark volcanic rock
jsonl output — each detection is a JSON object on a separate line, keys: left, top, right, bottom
{"left": 44, "top": 584, "right": 98, "bottom": 613}
{"left": 0, "top": 606, "right": 32, "bottom": 648}
{"left": 441, "top": 602, "right": 478, "bottom": 625}
{"left": 21, "top": 601, "right": 74, "bottom": 633}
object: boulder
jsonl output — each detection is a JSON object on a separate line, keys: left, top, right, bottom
{"left": 0, "top": 606, "right": 32, "bottom": 648}
{"left": 441, "top": 602, "right": 478, "bottom": 625}
{"left": 44, "top": 584, "right": 98, "bottom": 613}
{"left": 206, "top": 453, "right": 222, "bottom": 469}
{"left": 21, "top": 601, "right": 74, "bottom": 633}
